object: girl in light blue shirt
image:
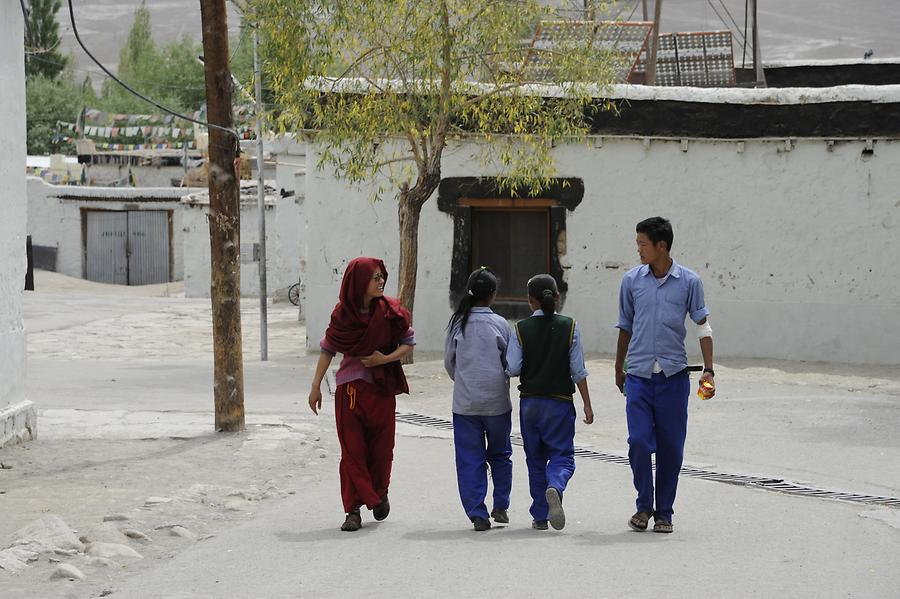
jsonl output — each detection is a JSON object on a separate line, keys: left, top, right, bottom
{"left": 444, "top": 268, "right": 512, "bottom": 532}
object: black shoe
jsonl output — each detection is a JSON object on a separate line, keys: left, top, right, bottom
{"left": 373, "top": 494, "right": 390, "bottom": 521}
{"left": 490, "top": 508, "right": 509, "bottom": 524}
{"left": 531, "top": 520, "right": 548, "bottom": 530}
{"left": 341, "top": 511, "right": 361, "bottom": 532}
{"left": 545, "top": 487, "right": 566, "bottom": 530}
{"left": 473, "top": 517, "right": 491, "bottom": 531}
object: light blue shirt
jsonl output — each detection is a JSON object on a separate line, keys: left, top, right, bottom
{"left": 616, "top": 260, "right": 709, "bottom": 379}
{"left": 444, "top": 307, "right": 512, "bottom": 416}
{"left": 506, "top": 310, "right": 589, "bottom": 384}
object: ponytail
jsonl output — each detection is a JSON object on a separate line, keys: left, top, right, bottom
{"left": 540, "top": 289, "right": 556, "bottom": 315}
{"left": 527, "top": 273, "right": 559, "bottom": 316}
{"left": 448, "top": 268, "right": 498, "bottom": 335}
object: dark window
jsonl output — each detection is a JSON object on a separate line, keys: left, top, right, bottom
{"left": 471, "top": 209, "right": 549, "bottom": 301}
{"left": 438, "top": 177, "right": 584, "bottom": 320}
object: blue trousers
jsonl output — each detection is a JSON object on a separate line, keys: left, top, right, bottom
{"left": 453, "top": 411, "right": 513, "bottom": 522}
{"left": 625, "top": 370, "right": 690, "bottom": 522}
{"left": 519, "top": 397, "right": 576, "bottom": 522}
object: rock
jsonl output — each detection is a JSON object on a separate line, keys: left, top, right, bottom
{"left": 50, "top": 563, "right": 86, "bottom": 581}
{"left": 102, "top": 514, "right": 129, "bottom": 522}
{"left": 86, "top": 557, "right": 120, "bottom": 568}
{"left": 0, "top": 550, "right": 28, "bottom": 573}
{"left": 11, "top": 515, "right": 84, "bottom": 555}
{"left": 224, "top": 500, "right": 245, "bottom": 512}
{"left": 7, "top": 547, "right": 39, "bottom": 563}
{"left": 81, "top": 522, "right": 130, "bottom": 545}
{"left": 85, "top": 542, "right": 143, "bottom": 561}
{"left": 122, "top": 529, "right": 151, "bottom": 542}
{"left": 144, "top": 496, "right": 172, "bottom": 506}
{"left": 169, "top": 526, "right": 197, "bottom": 541}
{"left": 53, "top": 548, "right": 79, "bottom": 556}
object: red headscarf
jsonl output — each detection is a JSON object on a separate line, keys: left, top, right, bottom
{"left": 324, "top": 257, "right": 411, "bottom": 395}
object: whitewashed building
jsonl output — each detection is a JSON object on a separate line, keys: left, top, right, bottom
{"left": 27, "top": 178, "right": 198, "bottom": 285}
{"left": 276, "top": 72, "right": 900, "bottom": 366}
{"left": 1, "top": 7, "right": 34, "bottom": 447}
{"left": 181, "top": 179, "right": 305, "bottom": 299}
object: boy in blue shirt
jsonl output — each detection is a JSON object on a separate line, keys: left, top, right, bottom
{"left": 615, "top": 217, "right": 716, "bottom": 534}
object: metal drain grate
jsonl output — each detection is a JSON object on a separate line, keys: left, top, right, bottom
{"left": 396, "top": 411, "right": 900, "bottom": 508}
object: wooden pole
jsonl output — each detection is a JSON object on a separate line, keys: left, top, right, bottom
{"left": 646, "top": 0, "right": 663, "bottom": 85}
{"left": 199, "top": 0, "right": 245, "bottom": 431}
{"left": 751, "top": 0, "right": 766, "bottom": 86}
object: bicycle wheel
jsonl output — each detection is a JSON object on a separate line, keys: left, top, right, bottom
{"left": 288, "top": 283, "right": 301, "bottom": 306}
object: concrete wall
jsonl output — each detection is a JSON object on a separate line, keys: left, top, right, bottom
{"left": 181, "top": 188, "right": 305, "bottom": 299}
{"left": 302, "top": 136, "right": 900, "bottom": 365}
{"left": 1, "top": 8, "right": 27, "bottom": 410}
{"left": 27, "top": 178, "right": 195, "bottom": 282}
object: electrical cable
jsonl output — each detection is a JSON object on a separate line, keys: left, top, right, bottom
{"left": 718, "top": 0, "right": 746, "bottom": 45}
{"left": 65, "top": 0, "right": 237, "bottom": 138}
{"left": 741, "top": 0, "right": 749, "bottom": 68}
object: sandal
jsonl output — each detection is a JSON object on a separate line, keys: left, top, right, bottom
{"left": 628, "top": 511, "right": 652, "bottom": 532}
{"left": 341, "top": 510, "right": 362, "bottom": 532}
{"left": 653, "top": 518, "right": 673, "bottom": 533}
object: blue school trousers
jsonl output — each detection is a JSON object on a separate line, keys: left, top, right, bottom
{"left": 452, "top": 411, "right": 513, "bottom": 522}
{"left": 519, "top": 397, "right": 576, "bottom": 522}
{"left": 625, "top": 370, "right": 690, "bottom": 522}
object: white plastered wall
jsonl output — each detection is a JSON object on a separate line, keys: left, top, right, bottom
{"left": 27, "top": 178, "right": 190, "bottom": 281}
{"left": 302, "top": 135, "right": 900, "bottom": 365}
{"left": 181, "top": 195, "right": 304, "bottom": 299}
{"left": 1, "top": 8, "right": 27, "bottom": 407}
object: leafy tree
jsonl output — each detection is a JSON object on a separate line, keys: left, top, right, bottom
{"left": 25, "top": 76, "right": 86, "bottom": 154}
{"left": 253, "top": 0, "right": 621, "bottom": 316}
{"left": 99, "top": 3, "right": 206, "bottom": 114}
{"left": 24, "top": 0, "right": 68, "bottom": 79}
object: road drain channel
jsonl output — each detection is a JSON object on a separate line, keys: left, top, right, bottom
{"left": 396, "top": 412, "right": 900, "bottom": 508}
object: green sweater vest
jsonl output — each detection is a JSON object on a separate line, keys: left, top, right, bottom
{"left": 515, "top": 313, "right": 576, "bottom": 400}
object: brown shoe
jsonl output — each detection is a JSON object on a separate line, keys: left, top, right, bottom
{"left": 628, "top": 511, "right": 652, "bottom": 532}
{"left": 373, "top": 494, "right": 390, "bottom": 521}
{"left": 341, "top": 511, "right": 362, "bottom": 532}
{"left": 653, "top": 518, "right": 674, "bottom": 533}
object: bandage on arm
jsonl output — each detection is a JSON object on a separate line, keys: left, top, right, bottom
{"left": 696, "top": 319, "right": 712, "bottom": 340}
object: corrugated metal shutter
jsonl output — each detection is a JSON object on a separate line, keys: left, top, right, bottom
{"left": 85, "top": 211, "right": 128, "bottom": 284}
{"left": 128, "top": 211, "right": 170, "bottom": 285}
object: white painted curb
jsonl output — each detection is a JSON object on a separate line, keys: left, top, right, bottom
{"left": 0, "top": 401, "right": 37, "bottom": 448}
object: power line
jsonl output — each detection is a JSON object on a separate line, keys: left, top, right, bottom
{"left": 65, "top": 0, "right": 236, "bottom": 137}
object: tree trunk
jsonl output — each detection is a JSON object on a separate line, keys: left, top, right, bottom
{"left": 200, "top": 0, "right": 245, "bottom": 432}
{"left": 396, "top": 171, "right": 440, "bottom": 364}
{"left": 396, "top": 193, "right": 421, "bottom": 315}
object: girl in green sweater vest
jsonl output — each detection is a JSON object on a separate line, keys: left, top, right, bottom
{"left": 506, "top": 274, "right": 593, "bottom": 530}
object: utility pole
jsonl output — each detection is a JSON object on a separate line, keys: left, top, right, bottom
{"left": 646, "top": 0, "right": 663, "bottom": 85}
{"left": 750, "top": 0, "right": 767, "bottom": 87}
{"left": 199, "top": 0, "right": 245, "bottom": 431}
{"left": 254, "top": 28, "right": 268, "bottom": 361}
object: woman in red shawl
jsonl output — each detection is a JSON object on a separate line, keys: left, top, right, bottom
{"left": 309, "top": 257, "right": 414, "bottom": 532}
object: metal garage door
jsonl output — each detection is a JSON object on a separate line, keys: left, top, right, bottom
{"left": 128, "top": 211, "right": 170, "bottom": 285}
{"left": 85, "top": 210, "right": 170, "bottom": 285}
{"left": 85, "top": 211, "right": 128, "bottom": 284}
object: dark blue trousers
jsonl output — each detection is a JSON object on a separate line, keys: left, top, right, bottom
{"left": 519, "top": 397, "right": 576, "bottom": 522}
{"left": 452, "top": 411, "right": 513, "bottom": 522}
{"left": 625, "top": 370, "right": 690, "bottom": 522}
